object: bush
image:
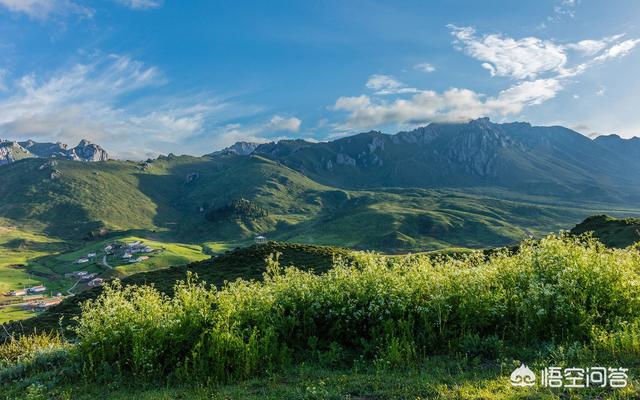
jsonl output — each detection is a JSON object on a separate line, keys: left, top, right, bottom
{"left": 204, "top": 198, "right": 268, "bottom": 222}
{"left": 71, "top": 234, "right": 640, "bottom": 382}
{"left": 0, "top": 333, "right": 69, "bottom": 368}
{"left": 0, "top": 333, "right": 71, "bottom": 383}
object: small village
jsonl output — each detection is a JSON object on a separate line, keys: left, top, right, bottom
{"left": 2, "top": 240, "right": 159, "bottom": 313}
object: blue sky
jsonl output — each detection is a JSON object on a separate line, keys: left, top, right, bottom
{"left": 0, "top": 0, "right": 639, "bottom": 159}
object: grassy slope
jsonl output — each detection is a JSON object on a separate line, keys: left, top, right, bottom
{"left": 0, "top": 225, "right": 69, "bottom": 323}
{"left": 6, "top": 358, "right": 640, "bottom": 399}
{"left": 0, "top": 227, "right": 209, "bottom": 324}
{"left": 3, "top": 156, "right": 640, "bottom": 253}
{"left": 571, "top": 215, "right": 640, "bottom": 248}
{"left": 3, "top": 242, "right": 352, "bottom": 336}
{"left": 3, "top": 237, "right": 640, "bottom": 399}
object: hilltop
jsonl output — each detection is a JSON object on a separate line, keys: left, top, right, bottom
{"left": 571, "top": 214, "right": 640, "bottom": 248}
{"left": 240, "top": 118, "right": 640, "bottom": 203}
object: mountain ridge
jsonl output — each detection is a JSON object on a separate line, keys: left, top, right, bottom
{"left": 213, "top": 119, "right": 640, "bottom": 203}
{"left": 0, "top": 138, "right": 109, "bottom": 165}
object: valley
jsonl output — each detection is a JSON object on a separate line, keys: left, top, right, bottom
{"left": 3, "top": 120, "right": 640, "bottom": 399}
{"left": 3, "top": 120, "right": 640, "bottom": 325}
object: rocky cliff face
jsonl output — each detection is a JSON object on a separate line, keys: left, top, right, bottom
{"left": 0, "top": 141, "right": 33, "bottom": 166}
{"left": 0, "top": 138, "right": 109, "bottom": 165}
{"left": 68, "top": 139, "right": 110, "bottom": 161}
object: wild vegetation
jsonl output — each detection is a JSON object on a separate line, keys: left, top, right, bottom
{"left": 2, "top": 243, "right": 352, "bottom": 336}
{"left": 2, "top": 234, "right": 640, "bottom": 398}
{"left": 204, "top": 198, "right": 269, "bottom": 222}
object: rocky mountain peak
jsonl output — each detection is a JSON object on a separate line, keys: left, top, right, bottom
{"left": 71, "top": 139, "right": 109, "bottom": 162}
{"left": 210, "top": 141, "right": 261, "bottom": 156}
{"left": 0, "top": 138, "right": 109, "bottom": 165}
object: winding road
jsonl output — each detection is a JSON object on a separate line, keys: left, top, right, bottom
{"left": 101, "top": 254, "right": 113, "bottom": 270}
{"left": 67, "top": 279, "right": 81, "bottom": 296}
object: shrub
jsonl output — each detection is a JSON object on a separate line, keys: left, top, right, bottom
{"left": 0, "top": 333, "right": 69, "bottom": 368}
{"left": 72, "top": 234, "right": 640, "bottom": 382}
{"left": 0, "top": 333, "right": 71, "bottom": 383}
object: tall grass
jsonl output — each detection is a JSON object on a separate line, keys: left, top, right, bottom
{"left": 65, "top": 234, "right": 640, "bottom": 382}
{"left": 0, "top": 333, "right": 71, "bottom": 383}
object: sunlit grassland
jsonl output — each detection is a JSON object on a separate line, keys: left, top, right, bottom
{"left": 3, "top": 235, "right": 640, "bottom": 399}
{"left": 105, "top": 236, "right": 209, "bottom": 277}
{"left": 0, "top": 306, "right": 33, "bottom": 324}
{"left": 0, "top": 226, "right": 212, "bottom": 323}
{"left": 0, "top": 225, "right": 66, "bottom": 294}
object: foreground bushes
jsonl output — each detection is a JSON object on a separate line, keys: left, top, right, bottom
{"left": 71, "top": 234, "right": 640, "bottom": 382}
{"left": 0, "top": 333, "right": 71, "bottom": 383}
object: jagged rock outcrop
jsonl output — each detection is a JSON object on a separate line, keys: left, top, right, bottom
{"left": 0, "top": 141, "right": 33, "bottom": 166}
{"left": 210, "top": 141, "right": 261, "bottom": 156}
{"left": 68, "top": 139, "right": 109, "bottom": 161}
{"left": 0, "top": 138, "right": 109, "bottom": 165}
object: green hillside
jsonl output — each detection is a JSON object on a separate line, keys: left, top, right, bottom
{"left": 2, "top": 155, "right": 638, "bottom": 253}
{"left": 3, "top": 235, "right": 640, "bottom": 399}
{"left": 2, "top": 242, "right": 353, "bottom": 337}
{"left": 571, "top": 215, "right": 640, "bottom": 248}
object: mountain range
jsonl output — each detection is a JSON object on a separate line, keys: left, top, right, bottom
{"left": 1, "top": 118, "right": 639, "bottom": 251}
{"left": 217, "top": 118, "right": 640, "bottom": 203}
{"left": 0, "top": 139, "right": 109, "bottom": 165}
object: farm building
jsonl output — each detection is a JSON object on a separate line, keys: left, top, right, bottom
{"left": 89, "top": 278, "right": 104, "bottom": 287}
{"left": 27, "top": 285, "right": 47, "bottom": 294}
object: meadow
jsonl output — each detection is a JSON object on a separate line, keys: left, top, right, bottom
{"left": 2, "top": 234, "right": 640, "bottom": 399}
{"left": 0, "top": 224, "right": 212, "bottom": 324}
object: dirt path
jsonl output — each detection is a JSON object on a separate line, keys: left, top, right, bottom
{"left": 67, "top": 279, "right": 81, "bottom": 296}
{"left": 101, "top": 254, "right": 113, "bottom": 270}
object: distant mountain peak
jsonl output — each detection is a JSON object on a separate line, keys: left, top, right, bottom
{"left": 0, "top": 138, "right": 109, "bottom": 165}
{"left": 210, "top": 141, "right": 261, "bottom": 156}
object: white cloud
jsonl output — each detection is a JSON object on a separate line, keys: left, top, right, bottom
{"left": 414, "top": 62, "right": 436, "bottom": 73}
{"left": 365, "top": 74, "right": 418, "bottom": 95}
{"left": 448, "top": 25, "right": 567, "bottom": 80}
{"left": 332, "top": 26, "right": 639, "bottom": 131}
{"left": 0, "top": 0, "right": 93, "bottom": 19}
{"left": 0, "top": 0, "right": 160, "bottom": 19}
{"left": 593, "top": 39, "right": 640, "bottom": 62}
{"left": 566, "top": 37, "right": 620, "bottom": 56}
{"left": 449, "top": 25, "right": 639, "bottom": 81}
{"left": 547, "top": 0, "right": 577, "bottom": 24}
{"left": 596, "top": 85, "right": 606, "bottom": 96}
{"left": 212, "top": 118, "right": 299, "bottom": 151}
{"left": 0, "top": 55, "right": 235, "bottom": 159}
{"left": 266, "top": 115, "right": 302, "bottom": 132}
{"left": 334, "top": 78, "right": 563, "bottom": 130}
{"left": 114, "top": 0, "right": 162, "bottom": 10}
